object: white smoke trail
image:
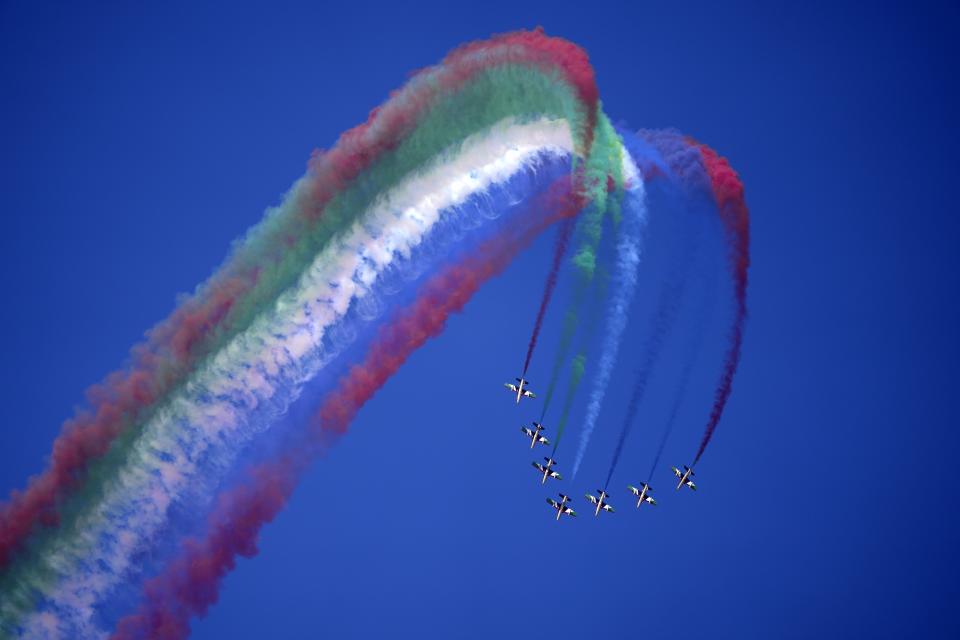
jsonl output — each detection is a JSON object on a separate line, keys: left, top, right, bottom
{"left": 7, "top": 119, "right": 577, "bottom": 639}
{"left": 571, "top": 152, "right": 647, "bottom": 478}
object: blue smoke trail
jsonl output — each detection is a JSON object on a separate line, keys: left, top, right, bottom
{"left": 603, "top": 277, "right": 686, "bottom": 488}
{"left": 570, "top": 132, "right": 659, "bottom": 478}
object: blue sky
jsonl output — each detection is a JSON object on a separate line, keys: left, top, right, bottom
{"left": 1, "top": 1, "right": 958, "bottom": 638}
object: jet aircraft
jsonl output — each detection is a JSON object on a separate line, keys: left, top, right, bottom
{"left": 546, "top": 494, "right": 576, "bottom": 520}
{"left": 520, "top": 422, "right": 550, "bottom": 449}
{"left": 504, "top": 377, "right": 536, "bottom": 403}
{"left": 628, "top": 483, "right": 657, "bottom": 508}
{"left": 532, "top": 457, "right": 562, "bottom": 484}
{"left": 585, "top": 489, "right": 615, "bottom": 516}
{"left": 672, "top": 465, "right": 697, "bottom": 491}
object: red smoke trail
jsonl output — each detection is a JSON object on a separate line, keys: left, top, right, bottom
{"left": 0, "top": 29, "right": 598, "bottom": 568}
{"left": 304, "top": 28, "right": 598, "bottom": 211}
{"left": 692, "top": 144, "right": 750, "bottom": 466}
{"left": 521, "top": 216, "right": 575, "bottom": 376}
{"left": 111, "top": 179, "right": 583, "bottom": 640}
{"left": 0, "top": 276, "right": 252, "bottom": 568}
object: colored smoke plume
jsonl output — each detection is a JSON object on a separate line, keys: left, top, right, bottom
{"left": 111, "top": 180, "right": 583, "bottom": 640}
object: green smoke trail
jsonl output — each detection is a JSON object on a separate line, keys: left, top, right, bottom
{"left": 195, "top": 65, "right": 590, "bottom": 368}
{"left": 570, "top": 110, "right": 623, "bottom": 280}
{"left": 544, "top": 267, "right": 608, "bottom": 452}
{"left": 538, "top": 308, "right": 579, "bottom": 418}
{"left": 538, "top": 112, "right": 624, "bottom": 425}
{"left": 549, "top": 352, "right": 586, "bottom": 454}
{"left": 537, "top": 262, "right": 608, "bottom": 420}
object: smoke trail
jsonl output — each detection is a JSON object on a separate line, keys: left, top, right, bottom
{"left": 535, "top": 254, "right": 612, "bottom": 426}
{"left": 0, "top": 28, "right": 601, "bottom": 568}
{"left": 3, "top": 124, "right": 581, "bottom": 637}
{"left": 647, "top": 345, "right": 695, "bottom": 484}
{"left": 571, "top": 155, "right": 647, "bottom": 478}
{"left": 521, "top": 216, "right": 575, "bottom": 376}
{"left": 691, "top": 144, "right": 750, "bottom": 466}
{"left": 548, "top": 352, "right": 586, "bottom": 455}
{"left": 537, "top": 293, "right": 585, "bottom": 421}
{"left": 537, "top": 113, "right": 625, "bottom": 420}
{"left": 110, "top": 179, "right": 583, "bottom": 640}
{"left": 600, "top": 128, "right": 711, "bottom": 487}
{"left": 647, "top": 365, "right": 690, "bottom": 483}
{"left": 541, "top": 261, "right": 608, "bottom": 445}
{"left": 603, "top": 279, "right": 685, "bottom": 489}
{"left": 643, "top": 249, "right": 716, "bottom": 484}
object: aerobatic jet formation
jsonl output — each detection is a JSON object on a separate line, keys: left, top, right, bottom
{"left": 501, "top": 366, "right": 704, "bottom": 520}
{"left": 504, "top": 377, "right": 536, "bottom": 403}
{"left": 501, "top": 369, "right": 702, "bottom": 519}
{"left": 672, "top": 465, "right": 697, "bottom": 491}
{"left": 585, "top": 489, "right": 615, "bottom": 516}
{"left": 521, "top": 422, "right": 550, "bottom": 448}
{"left": 628, "top": 483, "right": 657, "bottom": 508}
{"left": 547, "top": 494, "right": 577, "bottom": 520}
{"left": 533, "top": 457, "right": 562, "bottom": 484}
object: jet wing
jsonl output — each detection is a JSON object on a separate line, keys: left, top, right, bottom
{"left": 628, "top": 485, "right": 640, "bottom": 496}
{"left": 547, "top": 498, "right": 560, "bottom": 508}
{"left": 563, "top": 507, "right": 577, "bottom": 516}
{"left": 505, "top": 383, "right": 519, "bottom": 392}
{"left": 532, "top": 462, "right": 546, "bottom": 472}
{"left": 549, "top": 470, "right": 562, "bottom": 480}
{"left": 585, "top": 494, "right": 599, "bottom": 505}
{"left": 521, "top": 427, "right": 534, "bottom": 437}
{"left": 523, "top": 390, "right": 536, "bottom": 398}
{"left": 602, "top": 504, "right": 615, "bottom": 513}
{"left": 537, "top": 436, "right": 550, "bottom": 445}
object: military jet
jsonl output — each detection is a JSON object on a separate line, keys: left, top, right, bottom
{"left": 532, "top": 457, "right": 562, "bottom": 484}
{"left": 585, "top": 489, "right": 615, "bottom": 516}
{"left": 672, "top": 465, "right": 697, "bottom": 491}
{"left": 504, "top": 377, "right": 536, "bottom": 404}
{"left": 520, "top": 422, "right": 550, "bottom": 449}
{"left": 628, "top": 483, "right": 657, "bottom": 508}
{"left": 546, "top": 494, "right": 576, "bottom": 520}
